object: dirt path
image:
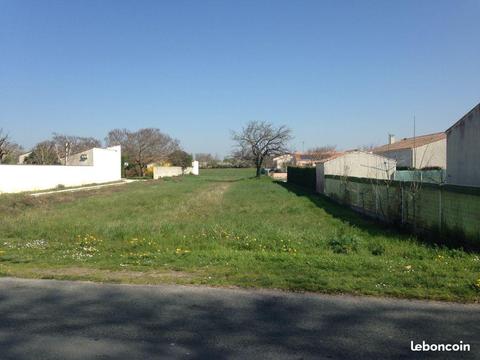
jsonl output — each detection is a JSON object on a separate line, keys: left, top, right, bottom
{"left": 30, "top": 179, "right": 140, "bottom": 197}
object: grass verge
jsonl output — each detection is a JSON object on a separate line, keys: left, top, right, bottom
{"left": 0, "top": 168, "right": 479, "bottom": 302}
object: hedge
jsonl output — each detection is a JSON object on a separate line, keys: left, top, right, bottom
{"left": 287, "top": 166, "right": 316, "bottom": 191}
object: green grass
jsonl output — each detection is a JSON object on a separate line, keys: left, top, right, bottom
{"left": 1, "top": 168, "right": 479, "bottom": 302}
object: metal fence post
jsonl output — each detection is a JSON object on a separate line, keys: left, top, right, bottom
{"left": 439, "top": 185, "right": 443, "bottom": 233}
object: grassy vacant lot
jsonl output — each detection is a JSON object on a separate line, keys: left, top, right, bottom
{"left": 1, "top": 168, "right": 479, "bottom": 302}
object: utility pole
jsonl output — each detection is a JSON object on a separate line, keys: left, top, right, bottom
{"left": 413, "top": 115, "right": 416, "bottom": 169}
{"left": 64, "top": 142, "right": 69, "bottom": 165}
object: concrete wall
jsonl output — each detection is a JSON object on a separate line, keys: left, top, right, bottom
{"left": 153, "top": 161, "right": 199, "bottom": 179}
{"left": 414, "top": 140, "right": 446, "bottom": 169}
{"left": 270, "top": 172, "right": 287, "bottom": 181}
{"left": 316, "top": 152, "right": 396, "bottom": 193}
{"left": 153, "top": 167, "right": 184, "bottom": 178}
{"left": 447, "top": 104, "right": 480, "bottom": 187}
{"left": 192, "top": 161, "right": 199, "bottom": 175}
{"left": 0, "top": 146, "right": 121, "bottom": 193}
{"left": 375, "top": 148, "right": 412, "bottom": 168}
{"left": 324, "top": 175, "right": 480, "bottom": 244}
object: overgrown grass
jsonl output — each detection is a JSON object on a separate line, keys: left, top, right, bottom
{"left": 0, "top": 168, "right": 479, "bottom": 302}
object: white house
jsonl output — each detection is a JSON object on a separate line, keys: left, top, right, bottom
{"left": 273, "top": 151, "right": 338, "bottom": 170}
{"left": 17, "top": 152, "right": 32, "bottom": 164}
{"left": 373, "top": 132, "right": 446, "bottom": 169}
{"left": 446, "top": 103, "right": 480, "bottom": 187}
{"left": 316, "top": 151, "right": 396, "bottom": 193}
{"left": 272, "top": 154, "right": 294, "bottom": 170}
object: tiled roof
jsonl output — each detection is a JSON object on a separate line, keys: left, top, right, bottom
{"left": 294, "top": 151, "right": 339, "bottom": 162}
{"left": 316, "top": 152, "right": 346, "bottom": 163}
{"left": 373, "top": 132, "right": 446, "bottom": 153}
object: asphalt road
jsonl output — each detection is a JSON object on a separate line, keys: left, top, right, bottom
{"left": 0, "top": 278, "right": 478, "bottom": 360}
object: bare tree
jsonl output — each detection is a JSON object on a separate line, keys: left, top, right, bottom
{"left": 168, "top": 150, "right": 193, "bottom": 174}
{"left": 358, "top": 144, "right": 377, "bottom": 152}
{"left": 195, "top": 153, "right": 212, "bottom": 165}
{"left": 24, "top": 140, "right": 60, "bottom": 165}
{"left": 231, "top": 121, "right": 292, "bottom": 177}
{"left": 222, "top": 155, "right": 252, "bottom": 168}
{"left": 307, "top": 145, "right": 337, "bottom": 161}
{"left": 0, "top": 129, "right": 24, "bottom": 164}
{"left": 195, "top": 153, "right": 218, "bottom": 168}
{"left": 0, "top": 129, "right": 8, "bottom": 162}
{"left": 105, "top": 128, "right": 180, "bottom": 176}
{"left": 3, "top": 143, "right": 24, "bottom": 164}
{"left": 52, "top": 133, "right": 102, "bottom": 164}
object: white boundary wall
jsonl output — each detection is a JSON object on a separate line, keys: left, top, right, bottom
{"left": 153, "top": 161, "right": 199, "bottom": 179}
{"left": 154, "top": 166, "right": 184, "bottom": 178}
{"left": 0, "top": 146, "right": 121, "bottom": 193}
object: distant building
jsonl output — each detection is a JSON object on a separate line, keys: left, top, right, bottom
{"left": 19, "top": 149, "right": 95, "bottom": 166}
{"left": 294, "top": 151, "right": 339, "bottom": 167}
{"left": 446, "top": 103, "right": 480, "bottom": 187}
{"left": 316, "top": 151, "right": 396, "bottom": 193}
{"left": 373, "top": 132, "right": 446, "bottom": 169}
{"left": 293, "top": 153, "right": 316, "bottom": 167}
{"left": 66, "top": 148, "right": 94, "bottom": 166}
{"left": 273, "top": 151, "right": 340, "bottom": 170}
{"left": 17, "top": 152, "right": 32, "bottom": 164}
{"left": 273, "top": 154, "right": 294, "bottom": 170}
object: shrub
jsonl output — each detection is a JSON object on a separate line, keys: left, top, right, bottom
{"left": 144, "top": 167, "right": 154, "bottom": 179}
{"left": 368, "top": 243, "right": 385, "bottom": 256}
{"left": 328, "top": 233, "right": 359, "bottom": 254}
{"left": 168, "top": 150, "right": 193, "bottom": 171}
{"left": 473, "top": 278, "right": 480, "bottom": 292}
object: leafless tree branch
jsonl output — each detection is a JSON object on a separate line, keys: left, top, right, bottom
{"left": 106, "top": 128, "right": 180, "bottom": 176}
{"left": 231, "top": 121, "right": 292, "bottom": 177}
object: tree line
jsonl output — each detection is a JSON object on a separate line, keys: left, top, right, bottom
{"left": 0, "top": 128, "right": 191, "bottom": 177}
{"left": 2, "top": 120, "right": 302, "bottom": 178}
{"left": 0, "top": 129, "right": 23, "bottom": 165}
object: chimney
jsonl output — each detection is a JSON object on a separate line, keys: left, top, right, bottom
{"left": 388, "top": 134, "right": 396, "bottom": 145}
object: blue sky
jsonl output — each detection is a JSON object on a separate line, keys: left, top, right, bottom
{"left": 1, "top": 0, "right": 479, "bottom": 156}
